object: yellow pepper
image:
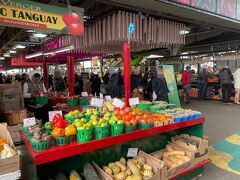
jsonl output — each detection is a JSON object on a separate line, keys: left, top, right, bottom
{"left": 52, "top": 128, "right": 65, "bottom": 137}
{"left": 65, "top": 125, "right": 76, "bottom": 136}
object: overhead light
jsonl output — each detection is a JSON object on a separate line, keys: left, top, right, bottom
{"left": 26, "top": 29, "right": 36, "bottom": 33}
{"left": 9, "top": 50, "right": 17, "bottom": 54}
{"left": 179, "top": 30, "right": 190, "bottom": 35}
{"left": 43, "top": 45, "right": 74, "bottom": 56}
{"left": 13, "top": 47, "right": 16, "bottom": 50}
{"left": 26, "top": 52, "right": 43, "bottom": 59}
{"left": 0, "top": 57, "right": 4, "bottom": 60}
{"left": 33, "top": 33, "right": 47, "bottom": 38}
{"left": 16, "top": 45, "right": 26, "bottom": 49}
{"left": 3, "top": 53, "right": 10, "bottom": 57}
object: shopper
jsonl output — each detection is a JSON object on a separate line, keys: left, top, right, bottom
{"left": 143, "top": 72, "right": 153, "bottom": 100}
{"left": 219, "top": 65, "right": 233, "bottom": 104}
{"left": 0, "top": 73, "right": 4, "bottom": 84}
{"left": 117, "top": 70, "right": 124, "bottom": 97}
{"left": 181, "top": 66, "right": 191, "bottom": 103}
{"left": 152, "top": 67, "right": 169, "bottom": 102}
{"left": 74, "top": 74, "right": 84, "bottom": 95}
{"left": 107, "top": 67, "right": 118, "bottom": 98}
{"left": 131, "top": 66, "right": 143, "bottom": 93}
{"left": 197, "top": 68, "right": 208, "bottom": 100}
{"left": 48, "top": 74, "right": 53, "bottom": 89}
{"left": 233, "top": 66, "right": 240, "bottom": 104}
{"left": 90, "top": 72, "right": 101, "bottom": 96}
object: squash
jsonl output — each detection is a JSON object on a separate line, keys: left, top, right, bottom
{"left": 143, "top": 169, "right": 153, "bottom": 179}
{"left": 131, "top": 174, "right": 142, "bottom": 180}
{"left": 120, "top": 157, "right": 126, "bottom": 165}
{"left": 108, "top": 162, "right": 116, "bottom": 168}
{"left": 111, "top": 165, "right": 121, "bottom": 174}
{"left": 125, "top": 168, "right": 132, "bottom": 176}
{"left": 127, "top": 160, "right": 140, "bottom": 175}
{"left": 143, "top": 164, "right": 152, "bottom": 171}
{"left": 69, "top": 170, "right": 82, "bottom": 180}
{"left": 126, "top": 176, "right": 132, "bottom": 180}
{"left": 103, "top": 166, "right": 113, "bottom": 175}
{"left": 163, "top": 150, "right": 185, "bottom": 159}
{"left": 113, "top": 172, "right": 126, "bottom": 180}
{"left": 134, "top": 156, "right": 146, "bottom": 166}
{"left": 115, "top": 161, "right": 126, "bottom": 172}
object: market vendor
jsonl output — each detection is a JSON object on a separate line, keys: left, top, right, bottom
{"left": 23, "top": 72, "right": 49, "bottom": 123}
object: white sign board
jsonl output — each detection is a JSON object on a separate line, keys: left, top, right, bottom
{"left": 91, "top": 98, "right": 103, "bottom": 107}
{"left": 113, "top": 98, "right": 125, "bottom": 109}
{"left": 23, "top": 117, "right": 36, "bottom": 127}
{"left": 129, "top": 97, "right": 139, "bottom": 106}
{"left": 105, "top": 95, "right": 112, "bottom": 101}
{"left": 81, "top": 92, "right": 88, "bottom": 97}
{"left": 48, "top": 111, "right": 63, "bottom": 121}
{"left": 99, "top": 93, "right": 103, "bottom": 99}
{"left": 127, "top": 148, "right": 139, "bottom": 157}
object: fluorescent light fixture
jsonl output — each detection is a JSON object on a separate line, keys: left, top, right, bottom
{"left": 33, "top": 33, "right": 47, "bottom": 38}
{"left": 9, "top": 50, "right": 17, "bottom": 53}
{"left": 0, "top": 57, "right": 4, "bottom": 60}
{"left": 16, "top": 45, "right": 26, "bottom": 49}
{"left": 26, "top": 29, "right": 36, "bottom": 33}
{"left": 26, "top": 52, "right": 43, "bottom": 59}
{"left": 147, "top": 55, "right": 164, "bottom": 58}
{"left": 179, "top": 30, "right": 190, "bottom": 35}
{"left": 3, "top": 53, "right": 10, "bottom": 57}
{"left": 43, "top": 45, "right": 74, "bottom": 56}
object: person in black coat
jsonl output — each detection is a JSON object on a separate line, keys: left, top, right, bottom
{"left": 131, "top": 67, "right": 143, "bottom": 93}
{"left": 152, "top": 67, "right": 169, "bottom": 102}
{"left": 74, "top": 74, "right": 84, "bottom": 95}
{"left": 90, "top": 72, "right": 101, "bottom": 96}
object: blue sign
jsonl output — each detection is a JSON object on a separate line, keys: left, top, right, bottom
{"left": 128, "top": 23, "right": 135, "bottom": 34}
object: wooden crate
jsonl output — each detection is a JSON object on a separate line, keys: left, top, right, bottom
{"left": 4, "top": 109, "right": 27, "bottom": 126}
{"left": 0, "top": 84, "right": 22, "bottom": 96}
{"left": 0, "top": 123, "right": 20, "bottom": 175}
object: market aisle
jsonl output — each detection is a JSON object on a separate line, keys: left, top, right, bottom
{"left": 183, "top": 100, "right": 240, "bottom": 180}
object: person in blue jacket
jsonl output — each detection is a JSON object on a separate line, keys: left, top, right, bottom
{"left": 152, "top": 67, "right": 169, "bottom": 102}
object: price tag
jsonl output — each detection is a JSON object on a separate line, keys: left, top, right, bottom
{"left": 127, "top": 148, "right": 139, "bottom": 157}
{"left": 129, "top": 97, "right": 139, "bottom": 106}
{"left": 99, "top": 93, "right": 103, "bottom": 99}
{"left": 23, "top": 117, "right": 36, "bottom": 127}
{"left": 48, "top": 111, "right": 63, "bottom": 121}
{"left": 91, "top": 98, "right": 103, "bottom": 107}
{"left": 81, "top": 92, "right": 88, "bottom": 97}
{"left": 113, "top": 98, "right": 125, "bottom": 108}
{"left": 105, "top": 95, "right": 112, "bottom": 101}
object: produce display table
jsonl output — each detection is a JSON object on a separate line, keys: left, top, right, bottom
{"left": 53, "top": 105, "right": 82, "bottom": 113}
{"left": 20, "top": 117, "right": 207, "bottom": 180}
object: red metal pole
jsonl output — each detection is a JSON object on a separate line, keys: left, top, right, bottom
{"left": 123, "top": 43, "right": 131, "bottom": 107}
{"left": 43, "top": 62, "right": 48, "bottom": 90}
{"left": 67, "top": 56, "right": 75, "bottom": 96}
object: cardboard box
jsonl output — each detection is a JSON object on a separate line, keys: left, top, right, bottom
{"left": 92, "top": 150, "right": 164, "bottom": 180}
{"left": 171, "top": 134, "right": 209, "bottom": 165}
{"left": 7, "top": 124, "right": 22, "bottom": 143}
{"left": 0, "top": 123, "right": 20, "bottom": 175}
{"left": 151, "top": 147, "right": 194, "bottom": 180}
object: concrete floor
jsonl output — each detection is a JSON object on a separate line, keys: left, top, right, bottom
{"left": 183, "top": 100, "right": 240, "bottom": 180}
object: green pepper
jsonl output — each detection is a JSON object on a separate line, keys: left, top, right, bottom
{"left": 44, "top": 122, "right": 53, "bottom": 130}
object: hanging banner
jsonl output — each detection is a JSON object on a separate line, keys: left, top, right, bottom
{"left": 0, "top": 0, "right": 84, "bottom": 36}
{"left": 162, "top": 65, "right": 181, "bottom": 108}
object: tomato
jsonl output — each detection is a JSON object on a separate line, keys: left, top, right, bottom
{"left": 130, "top": 119, "right": 137, "bottom": 126}
{"left": 117, "top": 115, "right": 123, "bottom": 120}
{"left": 139, "top": 118, "right": 146, "bottom": 123}
{"left": 143, "top": 114, "right": 149, "bottom": 119}
{"left": 114, "top": 109, "right": 120, "bottom": 115}
{"left": 135, "top": 115, "right": 141, "bottom": 121}
{"left": 124, "top": 121, "right": 131, "bottom": 126}
{"left": 124, "top": 107, "right": 131, "bottom": 113}
{"left": 119, "top": 110, "right": 125, "bottom": 115}
{"left": 131, "top": 111, "right": 138, "bottom": 117}
{"left": 114, "top": 107, "right": 121, "bottom": 111}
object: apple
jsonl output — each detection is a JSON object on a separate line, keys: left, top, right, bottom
{"left": 105, "top": 112, "right": 112, "bottom": 117}
{"left": 100, "top": 122, "right": 108, "bottom": 127}
{"left": 117, "top": 120, "right": 124, "bottom": 124}
{"left": 77, "top": 126, "right": 85, "bottom": 130}
{"left": 73, "top": 110, "right": 80, "bottom": 115}
{"left": 76, "top": 121, "right": 85, "bottom": 127}
{"left": 84, "top": 122, "right": 93, "bottom": 129}
{"left": 92, "top": 120, "right": 98, "bottom": 126}
{"left": 80, "top": 118, "right": 87, "bottom": 123}
{"left": 110, "top": 115, "right": 118, "bottom": 121}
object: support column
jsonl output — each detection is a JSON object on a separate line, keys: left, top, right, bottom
{"left": 43, "top": 63, "right": 48, "bottom": 91}
{"left": 67, "top": 56, "right": 75, "bottom": 96}
{"left": 123, "top": 43, "right": 131, "bottom": 107}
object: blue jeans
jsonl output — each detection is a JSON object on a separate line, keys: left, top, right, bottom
{"left": 198, "top": 84, "right": 207, "bottom": 100}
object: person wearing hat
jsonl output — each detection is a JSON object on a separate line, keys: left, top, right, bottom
{"left": 90, "top": 71, "right": 101, "bottom": 96}
{"left": 181, "top": 66, "right": 191, "bottom": 103}
{"left": 23, "top": 72, "right": 48, "bottom": 122}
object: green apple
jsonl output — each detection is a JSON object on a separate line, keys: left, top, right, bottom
{"left": 77, "top": 126, "right": 85, "bottom": 130}
{"left": 117, "top": 120, "right": 124, "bottom": 124}
{"left": 91, "top": 115, "right": 97, "bottom": 120}
{"left": 84, "top": 122, "right": 93, "bottom": 129}
{"left": 101, "top": 122, "right": 108, "bottom": 127}
{"left": 110, "top": 115, "right": 118, "bottom": 121}
{"left": 92, "top": 120, "right": 98, "bottom": 126}
{"left": 105, "top": 112, "right": 111, "bottom": 117}
{"left": 80, "top": 118, "right": 87, "bottom": 123}
{"left": 65, "top": 114, "right": 70, "bottom": 118}
{"left": 76, "top": 121, "right": 85, "bottom": 127}
{"left": 73, "top": 110, "right": 80, "bottom": 115}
